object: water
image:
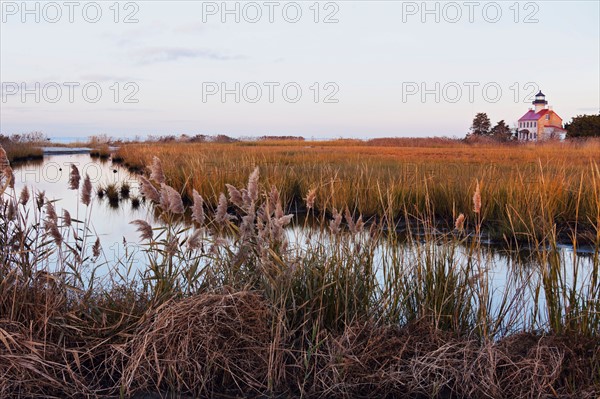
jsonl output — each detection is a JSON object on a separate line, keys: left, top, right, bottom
{"left": 10, "top": 154, "right": 153, "bottom": 275}
{"left": 8, "top": 154, "right": 598, "bottom": 329}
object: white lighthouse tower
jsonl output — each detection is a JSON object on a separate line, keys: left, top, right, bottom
{"left": 532, "top": 91, "right": 548, "bottom": 113}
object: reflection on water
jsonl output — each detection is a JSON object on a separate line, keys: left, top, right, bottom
{"left": 12, "top": 154, "right": 152, "bottom": 252}
{"left": 9, "top": 154, "right": 598, "bottom": 329}
{"left": 12, "top": 154, "right": 596, "bottom": 273}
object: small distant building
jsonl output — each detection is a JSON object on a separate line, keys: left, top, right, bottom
{"left": 517, "top": 91, "right": 566, "bottom": 141}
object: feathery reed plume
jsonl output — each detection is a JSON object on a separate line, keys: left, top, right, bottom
{"left": 19, "top": 186, "right": 29, "bottom": 206}
{"left": 329, "top": 208, "right": 343, "bottom": 234}
{"left": 130, "top": 220, "right": 153, "bottom": 241}
{"left": 225, "top": 184, "right": 244, "bottom": 208}
{"left": 44, "top": 203, "right": 63, "bottom": 245}
{"left": 355, "top": 214, "right": 364, "bottom": 233}
{"left": 344, "top": 207, "right": 357, "bottom": 234}
{"left": 45, "top": 201, "right": 58, "bottom": 223}
{"left": 191, "top": 189, "right": 205, "bottom": 225}
{"left": 166, "top": 236, "right": 179, "bottom": 256}
{"left": 36, "top": 190, "right": 45, "bottom": 210}
{"left": 215, "top": 193, "right": 233, "bottom": 225}
{"left": 63, "top": 209, "right": 72, "bottom": 227}
{"left": 187, "top": 228, "right": 204, "bottom": 250}
{"left": 305, "top": 188, "right": 317, "bottom": 210}
{"left": 81, "top": 174, "right": 92, "bottom": 206}
{"left": 455, "top": 213, "right": 465, "bottom": 231}
{"left": 69, "top": 164, "right": 81, "bottom": 190}
{"left": 473, "top": 180, "right": 481, "bottom": 214}
{"left": 3, "top": 166, "right": 14, "bottom": 189}
{"left": 159, "top": 184, "right": 184, "bottom": 214}
{"left": 269, "top": 185, "right": 280, "bottom": 208}
{"left": 45, "top": 219, "right": 63, "bottom": 245}
{"left": 139, "top": 176, "right": 160, "bottom": 203}
{"left": 7, "top": 201, "right": 15, "bottom": 221}
{"left": 92, "top": 237, "right": 101, "bottom": 258}
{"left": 247, "top": 167, "right": 260, "bottom": 203}
{"left": 150, "top": 156, "right": 166, "bottom": 184}
{"left": 0, "top": 145, "right": 8, "bottom": 167}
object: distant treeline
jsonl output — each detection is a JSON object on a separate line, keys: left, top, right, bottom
{"left": 0, "top": 132, "right": 48, "bottom": 145}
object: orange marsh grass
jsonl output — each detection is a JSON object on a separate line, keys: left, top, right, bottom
{"left": 115, "top": 139, "right": 600, "bottom": 241}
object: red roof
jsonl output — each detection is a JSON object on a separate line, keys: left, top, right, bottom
{"left": 518, "top": 109, "right": 549, "bottom": 121}
{"left": 518, "top": 109, "right": 563, "bottom": 122}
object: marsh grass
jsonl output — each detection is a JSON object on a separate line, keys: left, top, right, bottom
{"left": 1, "top": 144, "right": 599, "bottom": 398}
{"left": 90, "top": 145, "right": 111, "bottom": 159}
{"left": 1, "top": 140, "right": 43, "bottom": 162}
{"left": 116, "top": 139, "right": 600, "bottom": 243}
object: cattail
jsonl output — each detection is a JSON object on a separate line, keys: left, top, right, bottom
{"left": 45, "top": 201, "right": 58, "bottom": 223}
{"left": 139, "top": 176, "right": 160, "bottom": 203}
{"left": 191, "top": 189, "right": 205, "bottom": 225}
{"left": 455, "top": 213, "right": 465, "bottom": 231}
{"left": 92, "top": 237, "right": 101, "bottom": 258}
{"left": 130, "top": 220, "right": 153, "bottom": 241}
{"left": 69, "top": 164, "right": 81, "bottom": 190}
{"left": 473, "top": 181, "right": 481, "bottom": 214}
{"left": 226, "top": 184, "right": 244, "bottom": 208}
{"left": 3, "top": 167, "right": 14, "bottom": 189}
{"left": 247, "top": 167, "right": 259, "bottom": 203}
{"left": 187, "top": 228, "right": 204, "bottom": 250}
{"left": 63, "top": 209, "right": 72, "bottom": 227}
{"left": 19, "top": 186, "right": 29, "bottom": 206}
{"left": 159, "top": 184, "right": 184, "bottom": 214}
{"left": 329, "top": 208, "right": 343, "bottom": 234}
{"left": 81, "top": 174, "right": 92, "bottom": 206}
{"left": 150, "top": 156, "right": 166, "bottom": 184}
{"left": 305, "top": 188, "right": 317, "bottom": 210}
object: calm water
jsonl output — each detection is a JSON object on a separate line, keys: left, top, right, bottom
{"left": 10, "top": 154, "right": 597, "bottom": 322}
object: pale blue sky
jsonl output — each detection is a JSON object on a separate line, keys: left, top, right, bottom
{"left": 1, "top": 0, "right": 599, "bottom": 138}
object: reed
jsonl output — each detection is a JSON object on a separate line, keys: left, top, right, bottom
{"left": 89, "top": 144, "right": 111, "bottom": 159}
{"left": 0, "top": 147, "right": 598, "bottom": 398}
{"left": 1, "top": 140, "right": 43, "bottom": 162}
{"left": 115, "top": 139, "right": 600, "bottom": 243}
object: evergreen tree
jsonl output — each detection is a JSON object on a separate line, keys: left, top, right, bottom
{"left": 565, "top": 114, "right": 600, "bottom": 138}
{"left": 469, "top": 113, "right": 491, "bottom": 136}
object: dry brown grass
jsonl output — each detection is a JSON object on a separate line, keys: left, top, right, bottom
{"left": 115, "top": 139, "right": 600, "bottom": 241}
{"left": 0, "top": 277, "right": 598, "bottom": 399}
{"left": 120, "top": 290, "right": 273, "bottom": 397}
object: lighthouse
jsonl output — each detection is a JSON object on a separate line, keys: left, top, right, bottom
{"left": 533, "top": 91, "right": 548, "bottom": 113}
{"left": 517, "top": 91, "right": 566, "bottom": 141}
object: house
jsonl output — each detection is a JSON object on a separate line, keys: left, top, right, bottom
{"left": 517, "top": 91, "right": 566, "bottom": 141}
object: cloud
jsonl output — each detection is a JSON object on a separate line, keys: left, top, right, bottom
{"left": 80, "top": 74, "right": 139, "bottom": 82}
{"left": 136, "top": 47, "right": 245, "bottom": 64}
{"left": 174, "top": 22, "right": 207, "bottom": 34}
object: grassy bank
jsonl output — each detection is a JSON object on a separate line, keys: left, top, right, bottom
{"left": 0, "top": 139, "right": 44, "bottom": 163}
{"left": 1, "top": 150, "right": 598, "bottom": 398}
{"left": 115, "top": 139, "right": 600, "bottom": 242}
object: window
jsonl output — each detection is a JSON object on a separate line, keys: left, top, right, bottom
{"left": 546, "top": 115, "right": 550, "bottom": 120}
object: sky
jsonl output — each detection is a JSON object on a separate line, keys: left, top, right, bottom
{"left": 1, "top": 0, "right": 599, "bottom": 139}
